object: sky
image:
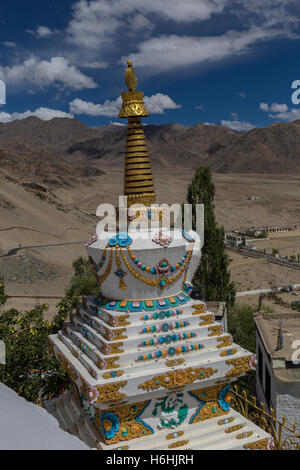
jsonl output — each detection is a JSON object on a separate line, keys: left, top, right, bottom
{"left": 0, "top": 0, "right": 300, "bottom": 131}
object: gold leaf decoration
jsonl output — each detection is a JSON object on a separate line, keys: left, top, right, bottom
{"left": 226, "top": 356, "right": 252, "bottom": 378}
{"left": 138, "top": 367, "right": 217, "bottom": 392}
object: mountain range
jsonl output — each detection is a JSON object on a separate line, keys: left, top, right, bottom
{"left": 0, "top": 117, "right": 300, "bottom": 189}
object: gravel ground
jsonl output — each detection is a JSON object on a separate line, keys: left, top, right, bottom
{"left": 0, "top": 249, "right": 66, "bottom": 284}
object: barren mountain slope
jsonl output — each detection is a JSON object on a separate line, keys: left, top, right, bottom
{"left": 0, "top": 117, "right": 299, "bottom": 173}
{"left": 207, "top": 120, "right": 300, "bottom": 173}
{"left": 0, "top": 140, "right": 104, "bottom": 188}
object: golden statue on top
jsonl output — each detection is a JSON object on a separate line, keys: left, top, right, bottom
{"left": 119, "top": 59, "right": 149, "bottom": 119}
{"left": 125, "top": 60, "right": 138, "bottom": 91}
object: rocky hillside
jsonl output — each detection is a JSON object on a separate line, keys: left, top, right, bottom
{"left": 206, "top": 120, "right": 300, "bottom": 173}
{"left": 0, "top": 140, "right": 104, "bottom": 188}
{"left": 0, "top": 117, "right": 300, "bottom": 174}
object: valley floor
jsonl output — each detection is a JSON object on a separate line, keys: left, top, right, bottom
{"left": 1, "top": 170, "right": 300, "bottom": 318}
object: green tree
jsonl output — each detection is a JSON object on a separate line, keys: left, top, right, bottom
{"left": 66, "top": 256, "right": 98, "bottom": 298}
{"left": 0, "top": 282, "right": 68, "bottom": 402}
{"left": 187, "top": 165, "right": 236, "bottom": 306}
{"left": 0, "top": 276, "right": 8, "bottom": 306}
{"left": 227, "top": 303, "right": 256, "bottom": 393}
{"left": 0, "top": 256, "right": 99, "bottom": 403}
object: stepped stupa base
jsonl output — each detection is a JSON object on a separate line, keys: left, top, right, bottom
{"left": 45, "top": 391, "right": 273, "bottom": 450}
{"left": 46, "top": 291, "right": 274, "bottom": 450}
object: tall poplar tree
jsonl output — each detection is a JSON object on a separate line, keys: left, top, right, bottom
{"left": 187, "top": 166, "right": 236, "bottom": 306}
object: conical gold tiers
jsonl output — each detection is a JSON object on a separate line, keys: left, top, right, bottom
{"left": 124, "top": 117, "right": 156, "bottom": 207}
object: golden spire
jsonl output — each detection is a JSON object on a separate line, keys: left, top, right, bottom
{"left": 119, "top": 60, "right": 156, "bottom": 207}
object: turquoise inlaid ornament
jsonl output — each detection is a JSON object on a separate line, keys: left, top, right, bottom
{"left": 182, "top": 229, "right": 195, "bottom": 242}
{"left": 100, "top": 411, "right": 120, "bottom": 440}
{"left": 114, "top": 269, "right": 126, "bottom": 278}
{"left": 118, "top": 232, "right": 133, "bottom": 247}
{"left": 108, "top": 236, "right": 118, "bottom": 247}
{"left": 218, "top": 385, "right": 231, "bottom": 411}
{"left": 95, "top": 285, "right": 191, "bottom": 312}
{"left": 108, "top": 232, "right": 132, "bottom": 247}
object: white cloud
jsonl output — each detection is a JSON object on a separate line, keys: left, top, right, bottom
{"left": 129, "top": 14, "right": 154, "bottom": 34}
{"left": 144, "top": 93, "right": 181, "bottom": 114}
{"left": 237, "top": 91, "right": 246, "bottom": 98}
{"left": 109, "top": 120, "right": 126, "bottom": 126}
{"left": 66, "top": 0, "right": 227, "bottom": 49}
{"left": 270, "top": 108, "right": 300, "bottom": 121}
{"left": 260, "top": 101, "right": 300, "bottom": 122}
{"left": 260, "top": 102, "right": 289, "bottom": 113}
{"left": 221, "top": 120, "right": 256, "bottom": 132}
{"left": 270, "top": 103, "right": 289, "bottom": 113}
{"left": 137, "top": 0, "right": 227, "bottom": 22}
{"left": 69, "top": 93, "right": 181, "bottom": 117}
{"left": 27, "top": 26, "right": 58, "bottom": 37}
{"left": 79, "top": 61, "right": 108, "bottom": 69}
{"left": 231, "top": 112, "right": 239, "bottom": 120}
{"left": 0, "top": 56, "right": 97, "bottom": 91}
{"left": 69, "top": 96, "right": 122, "bottom": 117}
{"left": 121, "top": 26, "right": 286, "bottom": 73}
{"left": 260, "top": 102, "right": 269, "bottom": 112}
{"left": 0, "top": 107, "right": 74, "bottom": 123}
{"left": 195, "top": 104, "right": 205, "bottom": 110}
{"left": 64, "top": 0, "right": 300, "bottom": 73}
{"left": 1, "top": 41, "right": 17, "bottom": 47}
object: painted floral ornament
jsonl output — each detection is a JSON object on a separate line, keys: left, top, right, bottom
{"left": 267, "top": 437, "right": 276, "bottom": 450}
{"left": 115, "top": 269, "right": 126, "bottom": 278}
{"left": 152, "top": 232, "right": 172, "bottom": 248}
{"left": 128, "top": 208, "right": 137, "bottom": 221}
{"left": 98, "top": 358, "right": 107, "bottom": 369}
{"left": 85, "top": 234, "right": 98, "bottom": 247}
{"left": 81, "top": 393, "right": 96, "bottom": 421}
{"left": 147, "top": 208, "right": 153, "bottom": 219}
{"left": 101, "top": 411, "right": 120, "bottom": 440}
{"left": 115, "top": 270, "right": 127, "bottom": 290}
{"left": 154, "top": 258, "right": 171, "bottom": 276}
{"left": 249, "top": 355, "right": 257, "bottom": 370}
{"left": 87, "top": 387, "right": 99, "bottom": 404}
{"left": 153, "top": 392, "right": 188, "bottom": 429}
{"left": 218, "top": 385, "right": 231, "bottom": 411}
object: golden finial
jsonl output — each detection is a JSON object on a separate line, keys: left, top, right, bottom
{"left": 119, "top": 60, "right": 149, "bottom": 119}
{"left": 125, "top": 60, "right": 138, "bottom": 92}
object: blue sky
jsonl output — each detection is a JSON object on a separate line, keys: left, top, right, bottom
{"left": 1, "top": 0, "right": 300, "bottom": 130}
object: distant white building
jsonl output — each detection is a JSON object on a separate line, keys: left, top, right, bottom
{"left": 225, "top": 232, "right": 247, "bottom": 246}
{"left": 247, "top": 225, "right": 295, "bottom": 236}
{"left": 254, "top": 312, "right": 300, "bottom": 438}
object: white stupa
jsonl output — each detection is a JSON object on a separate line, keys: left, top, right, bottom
{"left": 46, "top": 62, "right": 274, "bottom": 450}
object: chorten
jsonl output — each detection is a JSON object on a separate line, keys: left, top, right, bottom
{"left": 46, "top": 62, "right": 273, "bottom": 450}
